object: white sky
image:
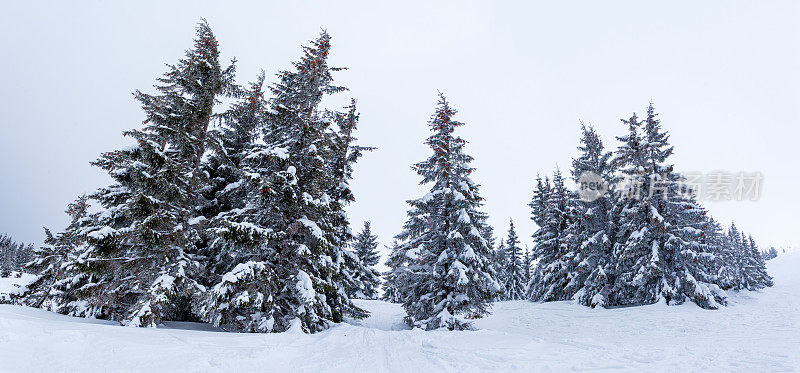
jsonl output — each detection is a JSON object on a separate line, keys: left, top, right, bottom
{"left": 1, "top": 1, "right": 798, "bottom": 255}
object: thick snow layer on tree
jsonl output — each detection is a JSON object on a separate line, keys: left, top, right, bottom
{"left": 1, "top": 254, "right": 798, "bottom": 371}
{"left": 0, "top": 272, "right": 35, "bottom": 302}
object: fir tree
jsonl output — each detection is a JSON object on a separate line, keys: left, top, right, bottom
{"left": 701, "top": 218, "right": 738, "bottom": 290}
{"left": 492, "top": 240, "right": 508, "bottom": 299}
{"left": 738, "top": 233, "right": 773, "bottom": 290}
{"left": 382, "top": 240, "right": 406, "bottom": 303}
{"left": 249, "top": 31, "right": 368, "bottom": 333}
{"left": 609, "top": 103, "right": 726, "bottom": 309}
{"left": 528, "top": 169, "right": 577, "bottom": 302}
{"left": 567, "top": 124, "right": 617, "bottom": 308}
{"left": 522, "top": 246, "right": 532, "bottom": 287}
{"left": 23, "top": 196, "right": 94, "bottom": 311}
{"left": 353, "top": 221, "right": 380, "bottom": 266}
{"left": 196, "top": 74, "right": 282, "bottom": 332}
{"left": 349, "top": 221, "right": 381, "bottom": 299}
{"left": 0, "top": 234, "right": 34, "bottom": 277}
{"left": 26, "top": 21, "right": 237, "bottom": 326}
{"left": 501, "top": 219, "right": 526, "bottom": 300}
{"left": 393, "top": 94, "right": 500, "bottom": 330}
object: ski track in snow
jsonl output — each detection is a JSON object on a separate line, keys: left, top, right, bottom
{"left": 1, "top": 255, "right": 798, "bottom": 372}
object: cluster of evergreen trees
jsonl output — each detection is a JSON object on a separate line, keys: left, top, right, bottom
{"left": 762, "top": 247, "right": 779, "bottom": 261}
{"left": 20, "top": 21, "right": 381, "bottom": 333}
{"left": 494, "top": 106, "right": 771, "bottom": 309}
{"left": 14, "top": 22, "right": 774, "bottom": 333}
{"left": 0, "top": 234, "right": 33, "bottom": 276}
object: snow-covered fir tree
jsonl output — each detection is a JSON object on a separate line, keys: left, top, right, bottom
{"left": 353, "top": 222, "right": 381, "bottom": 267}
{"left": 701, "top": 217, "right": 739, "bottom": 291}
{"left": 35, "top": 21, "right": 239, "bottom": 326}
{"left": 762, "top": 247, "right": 778, "bottom": 261}
{"left": 736, "top": 231, "right": 773, "bottom": 290}
{"left": 195, "top": 73, "right": 283, "bottom": 333}
{"left": 22, "top": 195, "right": 94, "bottom": 311}
{"left": 0, "top": 234, "right": 34, "bottom": 277}
{"left": 567, "top": 124, "right": 617, "bottom": 308}
{"left": 23, "top": 25, "right": 374, "bottom": 334}
{"left": 609, "top": 103, "right": 726, "bottom": 309}
{"left": 527, "top": 170, "right": 577, "bottom": 302}
{"left": 198, "top": 31, "right": 373, "bottom": 333}
{"left": 501, "top": 219, "right": 526, "bottom": 300}
{"left": 492, "top": 240, "right": 507, "bottom": 299}
{"left": 348, "top": 221, "right": 381, "bottom": 299}
{"left": 382, "top": 240, "right": 406, "bottom": 303}
{"left": 392, "top": 94, "right": 500, "bottom": 330}
{"left": 522, "top": 246, "right": 532, "bottom": 287}
{"left": 200, "top": 73, "right": 271, "bottom": 278}
{"left": 233, "top": 31, "right": 368, "bottom": 333}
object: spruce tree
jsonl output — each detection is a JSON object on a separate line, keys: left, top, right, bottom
{"left": 528, "top": 169, "right": 577, "bottom": 301}
{"left": 393, "top": 94, "right": 500, "bottom": 330}
{"left": 0, "top": 235, "right": 17, "bottom": 276}
{"left": 493, "top": 240, "right": 508, "bottom": 299}
{"left": 251, "top": 31, "right": 368, "bottom": 333}
{"left": 349, "top": 221, "right": 381, "bottom": 299}
{"left": 382, "top": 240, "right": 406, "bottom": 303}
{"left": 522, "top": 246, "right": 532, "bottom": 287}
{"left": 567, "top": 124, "right": 617, "bottom": 307}
{"left": 739, "top": 234, "right": 773, "bottom": 290}
{"left": 196, "top": 74, "right": 283, "bottom": 332}
{"left": 501, "top": 219, "right": 526, "bottom": 300}
{"left": 26, "top": 21, "right": 237, "bottom": 326}
{"left": 701, "top": 218, "right": 738, "bottom": 290}
{"left": 609, "top": 103, "right": 726, "bottom": 309}
{"left": 23, "top": 196, "right": 94, "bottom": 312}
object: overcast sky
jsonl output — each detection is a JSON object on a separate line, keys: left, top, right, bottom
{"left": 1, "top": 1, "right": 798, "bottom": 257}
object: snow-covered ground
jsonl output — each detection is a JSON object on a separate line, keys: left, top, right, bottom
{"left": 1, "top": 255, "right": 798, "bottom": 372}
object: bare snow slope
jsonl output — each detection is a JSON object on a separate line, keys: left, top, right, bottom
{"left": 1, "top": 255, "right": 798, "bottom": 372}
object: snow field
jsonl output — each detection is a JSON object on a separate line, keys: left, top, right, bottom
{"left": 0, "top": 253, "right": 797, "bottom": 372}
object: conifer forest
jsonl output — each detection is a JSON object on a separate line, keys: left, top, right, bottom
{"left": 1, "top": 5, "right": 797, "bottom": 371}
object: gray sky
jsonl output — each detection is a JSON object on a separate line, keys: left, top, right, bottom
{"left": 1, "top": 1, "right": 798, "bottom": 256}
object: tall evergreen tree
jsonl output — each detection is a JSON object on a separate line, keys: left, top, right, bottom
{"left": 196, "top": 74, "right": 282, "bottom": 332}
{"left": 528, "top": 169, "right": 577, "bottom": 301}
{"left": 44, "top": 21, "right": 239, "bottom": 326}
{"left": 492, "top": 240, "right": 508, "bottom": 299}
{"left": 246, "top": 31, "right": 368, "bottom": 333}
{"left": 567, "top": 124, "right": 617, "bottom": 307}
{"left": 522, "top": 246, "right": 532, "bottom": 287}
{"left": 701, "top": 218, "right": 738, "bottom": 290}
{"left": 353, "top": 221, "right": 380, "bottom": 266}
{"left": 393, "top": 94, "right": 500, "bottom": 330}
{"left": 501, "top": 219, "right": 526, "bottom": 300}
{"left": 738, "top": 233, "right": 773, "bottom": 290}
{"left": 382, "top": 240, "right": 406, "bottom": 303}
{"left": 349, "top": 221, "right": 381, "bottom": 299}
{"left": 23, "top": 196, "right": 94, "bottom": 311}
{"left": 609, "top": 103, "right": 726, "bottom": 309}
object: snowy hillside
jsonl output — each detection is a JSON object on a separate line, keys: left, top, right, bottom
{"left": 1, "top": 254, "right": 798, "bottom": 372}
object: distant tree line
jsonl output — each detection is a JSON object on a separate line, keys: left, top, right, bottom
{"left": 0, "top": 234, "right": 34, "bottom": 276}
